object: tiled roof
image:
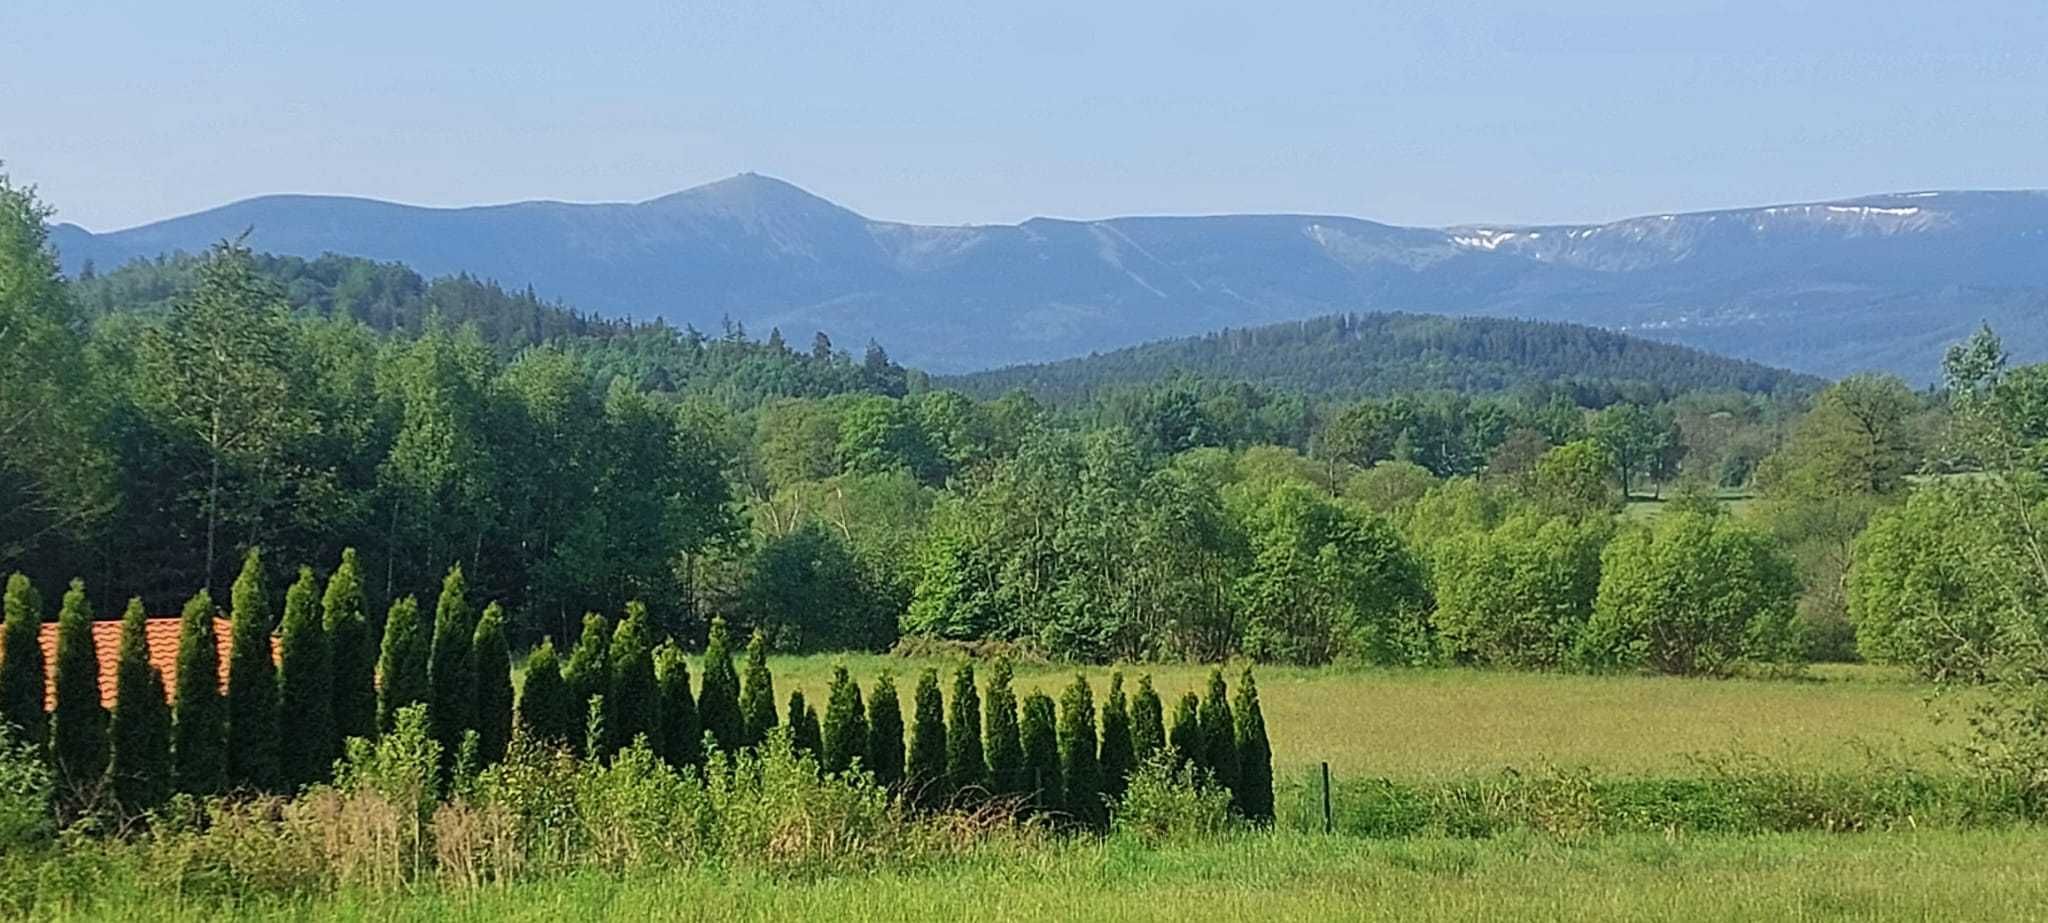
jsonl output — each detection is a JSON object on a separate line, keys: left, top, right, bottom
{"left": 29, "top": 618, "right": 249, "bottom": 710}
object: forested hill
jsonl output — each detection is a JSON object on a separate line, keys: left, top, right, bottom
{"left": 945, "top": 313, "right": 1823, "bottom": 405}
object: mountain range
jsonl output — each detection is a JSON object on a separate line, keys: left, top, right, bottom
{"left": 49, "top": 174, "right": 2048, "bottom": 379}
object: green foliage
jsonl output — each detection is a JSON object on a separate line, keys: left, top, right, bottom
{"left": 1129, "top": 674, "right": 1165, "bottom": 766}
{"left": 1532, "top": 439, "right": 1621, "bottom": 516}
{"left": 1168, "top": 692, "right": 1203, "bottom": 770}
{"left": 1018, "top": 690, "right": 1061, "bottom": 815}
{"left": 1429, "top": 512, "right": 1612, "bottom": 668}
{"left": 322, "top": 549, "right": 377, "bottom": 747}
{"left": 743, "top": 523, "right": 897, "bottom": 653}
{"left": 1579, "top": 512, "right": 1801, "bottom": 675}
{"left": 225, "top": 549, "right": 280, "bottom": 790}
{"left": 585, "top": 694, "right": 608, "bottom": 763}
{"left": 1232, "top": 668, "right": 1274, "bottom": 823}
{"left": 1197, "top": 669, "right": 1238, "bottom": 805}
{"left": 1099, "top": 672, "right": 1135, "bottom": 801}
{"left": 789, "top": 691, "right": 824, "bottom": 757}
{"left": 277, "top": 566, "right": 334, "bottom": 789}
{"left": 471, "top": 603, "right": 513, "bottom": 766}
{"left": 1590, "top": 403, "right": 1679, "bottom": 497}
{"left": 739, "top": 630, "right": 777, "bottom": 747}
{"left": 427, "top": 564, "right": 477, "bottom": 768}
{"left": 171, "top": 590, "right": 225, "bottom": 796}
{"left": 376, "top": 596, "right": 430, "bottom": 733}
{"left": 561, "top": 612, "right": 611, "bottom": 747}
{"left": 906, "top": 668, "right": 946, "bottom": 803}
{"left": 1057, "top": 674, "right": 1102, "bottom": 826}
{"left": 865, "top": 673, "right": 905, "bottom": 789}
{"left": 946, "top": 664, "right": 987, "bottom": 793}
{"left": 981, "top": 659, "right": 1023, "bottom": 798}
{"left": 50, "top": 579, "right": 107, "bottom": 807}
{"left": 696, "top": 617, "right": 742, "bottom": 756}
{"left": 606, "top": 603, "right": 661, "bottom": 758}
{"left": 819, "top": 666, "right": 867, "bottom": 776}
{"left": 1236, "top": 482, "right": 1429, "bottom": 665}
{"left": 1110, "top": 751, "right": 1235, "bottom": 844}
{"left": 0, "top": 574, "right": 46, "bottom": 747}
{"left": 515, "top": 641, "right": 577, "bottom": 747}
{"left": 109, "top": 598, "right": 171, "bottom": 815}
{"left": 652, "top": 641, "right": 700, "bottom": 768}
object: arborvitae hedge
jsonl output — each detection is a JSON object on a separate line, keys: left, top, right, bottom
{"left": 820, "top": 665, "right": 867, "bottom": 775}
{"left": 471, "top": 603, "right": 513, "bottom": 766}
{"left": 785, "top": 689, "right": 817, "bottom": 755}
{"left": 983, "top": 659, "right": 1023, "bottom": 799}
{"left": 1130, "top": 674, "right": 1164, "bottom": 766}
{"left": 652, "top": 641, "right": 699, "bottom": 768}
{"left": 376, "top": 596, "right": 429, "bottom": 733}
{"left": 427, "top": 564, "right": 477, "bottom": 767}
{"left": 1233, "top": 667, "right": 1275, "bottom": 824}
{"left": 1168, "top": 691, "right": 1202, "bottom": 771}
{"left": 606, "top": 602, "right": 661, "bottom": 757}
{"left": 1019, "top": 690, "right": 1061, "bottom": 816}
{"left": 697, "top": 617, "right": 742, "bottom": 755}
{"left": 907, "top": 667, "right": 946, "bottom": 805}
{"left": 0, "top": 573, "right": 46, "bottom": 747}
{"left": 110, "top": 598, "right": 171, "bottom": 815}
{"left": 866, "top": 673, "right": 905, "bottom": 789}
{"left": 322, "top": 549, "right": 377, "bottom": 746}
{"left": 172, "top": 590, "right": 225, "bottom": 796}
{"left": 739, "top": 630, "right": 777, "bottom": 748}
{"left": 946, "top": 664, "right": 987, "bottom": 794}
{"left": 515, "top": 641, "right": 576, "bottom": 746}
{"left": 277, "top": 566, "right": 333, "bottom": 790}
{"left": 51, "top": 579, "right": 108, "bottom": 807}
{"left": 1057, "top": 674, "right": 1102, "bottom": 826}
{"left": 1199, "top": 668, "right": 1238, "bottom": 801}
{"left": 1098, "top": 671, "right": 1134, "bottom": 801}
{"left": 225, "top": 549, "right": 280, "bottom": 791}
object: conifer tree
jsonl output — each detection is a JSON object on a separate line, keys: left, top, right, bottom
{"left": 1057, "top": 674, "right": 1102, "bottom": 826}
{"left": 376, "top": 596, "right": 429, "bottom": 733}
{"left": 794, "top": 700, "right": 824, "bottom": 759}
{"left": 110, "top": 598, "right": 171, "bottom": 815}
{"left": 1, "top": 573, "right": 47, "bottom": 747}
{"left": 653, "top": 641, "right": 699, "bottom": 769}
{"left": 1168, "top": 691, "right": 1202, "bottom": 772}
{"left": 561, "top": 612, "right": 611, "bottom": 712}
{"left": 946, "top": 663, "right": 987, "bottom": 794}
{"left": 471, "top": 603, "right": 513, "bottom": 766}
{"left": 1019, "top": 690, "right": 1061, "bottom": 816}
{"left": 738, "top": 630, "right": 777, "bottom": 748}
{"left": 785, "top": 689, "right": 817, "bottom": 756}
{"left": 427, "top": 564, "right": 477, "bottom": 766}
{"left": 696, "top": 617, "right": 743, "bottom": 755}
{"left": 1098, "top": 671, "right": 1134, "bottom": 801}
{"left": 515, "top": 641, "right": 576, "bottom": 746}
{"left": 225, "top": 549, "right": 280, "bottom": 790}
{"left": 172, "top": 590, "right": 225, "bottom": 796}
{"left": 865, "top": 672, "right": 905, "bottom": 788}
{"left": 1130, "top": 674, "right": 1165, "bottom": 765}
{"left": 1198, "top": 668, "right": 1238, "bottom": 800}
{"left": 1233, "top": 668, "right": 1275, "bottom": 824}
{"left": 606, "top": 602, "right": 661, "bottom": 757}
{"left": 277, "top": 566, "right": 333, "bottom": 789}
{"left": 982, "top": 659, "right": 1023, "bottom": 798}
{"left": 819, "top": 665, "right": 867, "bottom": 775}
{"left": 906, "top": 667, "right": 947, "bottom": 805}
{"left": 50, "top": 579, "right": 108, "bottom": 807}
{"left": 322, "top": 549, "right": 376, "bottom": 746}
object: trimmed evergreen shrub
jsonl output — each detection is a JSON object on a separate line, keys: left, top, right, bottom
{"left": 983, "top": 659, "right": 1023, "bottom": 799}
{"left": 50, "top": 579, "right": 108, "bottom": 809}
{"left": 376, "top": 595, "right": 429, "bottom": 733}
{"left": 226, "top": 549, "right": 280, "bottom": 791}
{"left": 277, "top": 566, "right": 334, "bottom": 790}
{"left": 607, "top": 602, "right": 661, "bottom": 757}
{"left": 1019, "top": 690, "right": 1061, "bottom": 816}
{"left": 322, "top": 548, "right": 377, "bottom": 746}
{"left": 1130, "top": 674, "right": 1165, "bottom": 765}
{"left": 906, "top": 667, "right": 947, "bottom": 805}
{"left": 739, "top": 630, "right": 777, "bottom": 748}
{"left": 1168, "top": 691, "right": 1202, "bottom": 771}
{"left": 471, "top": 602, "right": 513, "bottom": 766}
{"left": 866, "top": 672, "right": 905, "bottom": 789}
{"left": 562, "top": 612, "right": 611, "bottom": 716}
{"left": 0, "top": 574, "right": 45, "bottom": 747}
{"left": 820, "top": 665, "right": 867, "bottom": 775}
{"left": 653, "top": 640, "right": 700, "bottom": 769}
{"left": 427, "top": 564, "right": 477, "bottom": 769}
{"left": 696, "top": 617, "right": 743, "bottom": 755}
{"left": 1057, "top": 674, "right": 1102, "bottom": 826}
{"left": 790, "top": 691, "right": 824, "bottom": 758}
{"left": 946, "top": 663, "right": 987, "bottom": 794}
{"left": 1199, "top": 668, "right": 1238, "bottom": 802}
{"left": 515, "top": 641, "right": 576, "bottom": 746}
{"left": 109, "top": 598, "right": 171, "bottom": 815}
{"left": 172, "top": 590, "right": 225, "bottom": 796}
{"left": 1233, "top": 667, "right": 1274, "bottom": 823}
{"left": 1099, "top": 671, "right": 1134, "bottom": 801}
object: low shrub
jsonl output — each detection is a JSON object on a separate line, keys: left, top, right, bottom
{"left": 1111, "top": 752, "right": 1235, "bottom": 844}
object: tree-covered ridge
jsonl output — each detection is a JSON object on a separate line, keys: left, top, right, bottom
{"left": 946, "top": 313, "right": 1822, "bottom": 406}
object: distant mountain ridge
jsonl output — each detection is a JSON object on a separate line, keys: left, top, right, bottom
{"left": 49, "top": 175, "right": 2048, "bottom": 378}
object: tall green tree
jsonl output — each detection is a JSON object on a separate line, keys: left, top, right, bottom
{"left": 606, "top": 602, "right": 661, "bottom": 756}
{"left": 982, "top": 659, "right": 1023, "bottom": 798}
{"left": 1168, "top": 692, "right": 1203, "bottom": 770}
{"left": 1056, "top": 674, "right": 1102, "bottom": 826}
{"left": 1129, "top": 674, "right": 1165, "bottom": 766}
{"left": 276, "top": 566, "right": 334, "bottom": 789}
{"left": 225, "top": 549, "right": 280, "bottom": 790}
{"left": 561, "top": 611, "right": 611, "bottom": 748}
{"left": 1098, "top": 671, "right": 1134, "bottom": 801}
{"left": 0, "top": 574, "right": 46, "bottom": 746}
{"left": 787, "top": 689, "right": 823, "bottom": 756}
{"left": 50, "top": 580, "right": 108, "bottom": 808}
{"left": 322, "top": 549, "right": 377, "bottom": 746}
{"left": 109, "top": 598, "right": 171, "bottom": 815}
{"left": 172, "top": 590, "right": 225, "bottom": 796}
{"left": 1578, "top": 512, "right": 1800, "bottom": 675}
{"left": 1019, "top": 690, "right": 1061, "bottom": 815}
{"left": 738, "top": 630, "right": 777, "bottom": 747}
{"left": 471, "top": 603, "right": 512, "bottom": 766}
{"left": 1198, "top": 668, "right": 1239, "bottom": 804}
{"left": 866, "top": 673, "right": 905, "bottom": 789}
{"left": 427, "top": 564, "right": 476, "bottom": 767}
{"left": 1233, "top": 668, "right": 1274, "bottom": 823}
{"left": 946, "top": 663, "right": 987, "bottom": 794}
{"left": 697, "top": 617, "right": 743, "bottom": 754}
{"left": 653, "top": 641, "right": 700, "bottom": 768}
{"left": 376, "top": 596, "right": 429, "bottom": 732}
{"left": 907, "top": 668, "right": 947, "bottom": 804}
{"left": 515, "top": 642, "right": 576, "bottom": 746}
{"left": 820, "top": 665, "right": 867, "bottom": 775}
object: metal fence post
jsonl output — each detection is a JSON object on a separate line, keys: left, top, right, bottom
{"left": 1321, "top": 761, "right": 1333, "bottom": 834}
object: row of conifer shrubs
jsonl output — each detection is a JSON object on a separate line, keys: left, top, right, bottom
{"left": 0, "top": 550, "right": 1273, "bottom": 827}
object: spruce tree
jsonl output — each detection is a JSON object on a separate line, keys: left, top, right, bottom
{"left": 606, "top": 602, "right": 661, "bottom": 757}
{"left": 1130, "top": 674, "right": 1165, "bottom": 765}
{"left": 50, "top": 579, "right": 108, "bottom": 808}
{"left": 1168, "top": 691, "right": 1202, "bottom": 772}
{"left": 1056, "top": 674, "right": 1102, "bottom": 826}
{"left": 982, "top": 659, "right": 1023, "bottom": 799}
{"left": 171, "top": 590, "right": 225, "bottom": 796}
{"left": 471, "top": 603, "right": 513, "bottom": 766}
{"left": 906, "top": 667, "right": 947, "bottom": 805}
{"left": 1233, "top": 668, "right": 1275, "bottom": 824}
{"left": 819, "top": 665, "right": 867, "bottom": 775}
{"left": 0, "top": 573, "right": 47, "bottom": 747}
{"left": 110, "top": 598, "right": 171, "bottom": 816}
{"left": 652, "top": 641, "right": 700, "bottom": 769}
{"left": 696, "top": 617, "right": 742, "bottom": 755}
{"left": 276, "top": 566, "right": 334, "bottom": 789}
{"left": 515, "top": 641, "right": 576, "bottom": 746}
{"left": 738, "top": 630, "right": 777, "bottom": 748}
{"left": 376, "top": 596, "right": 429, "bottom": 733}
{"left": 1098, "top": 671, "right": 1134, "bottom": 801}
{"left": 946, "top": 663, "right": 987, "bottom": 794}
{"left": 865, "top": 672, "right": 905, "bottom": 789}
{"left": 225, "top": 549, "right": 280, "bottom": 791}
{"left": 322, "top": 549, "right": 376, "bottom": 746}
{"left": 561, "top": 612, "right": 611, "bottom": 714}
{"left": 427, "top": 564, "right": 477, "bottom": 768}
{"left": 1198, "top": 668, "right": 1238, "bottom": 801}
{"left": 1019, "top": 690, "right": 1061, "bottom": 816}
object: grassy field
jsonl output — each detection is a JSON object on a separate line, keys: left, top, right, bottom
{"left": 1622, "top": 489, "right": 1760, "bottom": 523}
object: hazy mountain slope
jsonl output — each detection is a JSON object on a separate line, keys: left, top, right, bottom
{"left": 49, "top": 177, "right": 2048, "bottom": 379}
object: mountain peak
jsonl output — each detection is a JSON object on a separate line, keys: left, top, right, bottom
{"left": 645, "top": 172, "right": 863, "bottom": 221}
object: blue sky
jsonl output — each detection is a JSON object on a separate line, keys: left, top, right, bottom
{"left": 3, "top": 0, "right": 2044, "bottom": 231}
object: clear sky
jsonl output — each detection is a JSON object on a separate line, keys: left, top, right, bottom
{"left": 4, "top": 0, "right": 2044, "bottom": 232}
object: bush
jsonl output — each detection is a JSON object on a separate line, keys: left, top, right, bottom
{"left": 110, "top": 597, "right": 173, "bottom": 816}
{"left": 427, "top": 565, "right": 477, "bottom": 771}
{"left": 739, "top": 630, "right": 777, "bottom": 748}
{"left": 1111, "top": 751, "right": 1233, "bottom": 844}
{"left": 0, "top": 723, "right": 53, "bottom": 851}
{"left": 1232, "top": 668, "right": 1274, "bottom": 824}
{"left": 376, "top": 596, "right": 429, "bottom": 735}
{"left": 1098, "top": 672, "right": 1134, "bottom": 801}
{"left": 1129, "top": 674, "right": 1164, "bottom": 766}
{"left": 1578, "top": 511, "right": 1800, "bottom": 675}
{"left": 0, "top": 574, "right": 47, "bottom": 748}
{"left": 946, "top": 664, "right": 986, "bottom": 794}
{"left": 172, "top": 590, "right": 226, "bottom": 796}
{"left": 226, "top": 549, "right": 281, "bottom": 791}
{"left": 322, "top": 549, "right": 378, "bottom": 750}
{"left": 820, "top": 665, "right": 867, "bottom": 776}
{"left": 276, "top": 567, "right": 333, "bottom": 790}
{"left": 1197, "top": 668, "right": 1237, "bottom": 804}
{"left": 982, "top": 660, "right": 1023, "bottom": 798}
{"left": 652, "top": 641, "right": 699, "bottom": 769}
{"left": 865, "top": 673, "right": 905, "bottom": 788}
{"left": 907, "top": 668, "right": 946, "bottom": 805}
{"left": 50, "top": 579, "right": 108, "bottom": 812}
{"left": 471, "top": 603, "right": 513, "bottom": 767}
{"left": 1168, "top": 691, "right": 1202, "bottom": 769}
{"left": 605, "top": 603, "right": 661, "bottom": 758}
{"left": 1019, "top": 690, "right": 1061, "bottom": 815}
{"left": 1428, "top": 512, "right": 1610, "bottom": 668}
{"left": 515, "top": 642, "right": 576, "bottom": 747}
{"left": 1057, "top": 674, "right": 1101, "bottom": 826}
{"left": 696, "top": 618, "right": 742, "bottom": 755}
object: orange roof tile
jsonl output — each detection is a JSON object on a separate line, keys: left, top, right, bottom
{"left": 29, "top": 617, "right": 260, "bottom": 710}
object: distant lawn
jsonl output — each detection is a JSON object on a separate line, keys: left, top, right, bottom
{"left": 1622, "top": 489, "right": 1760, "bottom": 523}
